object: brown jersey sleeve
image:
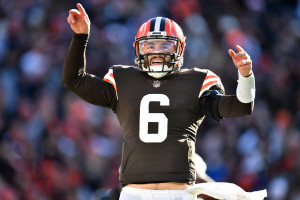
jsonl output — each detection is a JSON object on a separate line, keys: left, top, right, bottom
{"left": 62, "top": 33, "right": 117, "bottom": 109}
{"left": 199, "top": 90, "right": 254, "bottom": 121}
{"left": 218, "top": 95, "right": 254, "bottom": 118}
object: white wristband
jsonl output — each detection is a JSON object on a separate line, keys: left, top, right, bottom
{"left": 236, "top": 71, "right": 256, "bottom": 103}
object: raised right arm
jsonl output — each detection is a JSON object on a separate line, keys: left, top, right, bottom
{"left": 62, "top": 4, "right": 117, "bottom": 109}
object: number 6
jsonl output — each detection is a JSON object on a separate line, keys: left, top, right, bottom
{"left": 139, "top": 94, "right": 169, "bottom": 143}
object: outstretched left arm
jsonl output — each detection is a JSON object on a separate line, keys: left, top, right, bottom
{"left": 200, "top": 93, "right": 254, "bottom": 121}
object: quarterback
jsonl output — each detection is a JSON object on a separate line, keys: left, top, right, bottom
{"left": 62, "top": 3, "right": 266, "bottom": 200}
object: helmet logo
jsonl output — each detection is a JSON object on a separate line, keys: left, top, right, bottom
{"left": 153, "top": 80, "right": 161, "bottom": 88}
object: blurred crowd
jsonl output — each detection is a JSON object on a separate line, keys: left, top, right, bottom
{"left": 0, "top": 0, "right": 300, "bottom": 199}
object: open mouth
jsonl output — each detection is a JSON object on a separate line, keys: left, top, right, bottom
{"left": 150, "top": 57, "right": 164, "bottom": 65}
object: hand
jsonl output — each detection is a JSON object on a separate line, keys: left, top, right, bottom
{"left": 228, "top": 45, "right": 252, "bottom": 77}
{"left": 67, "top": 3, "right": 90, "bottom": 34}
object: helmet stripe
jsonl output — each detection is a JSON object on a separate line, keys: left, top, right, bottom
{"left": 150, "top": 18, "right": 156, "bottom": 32}
{"left": 159, "top": 17, "right": 166, "bottom": 31}
{"left": 149, "top": 17, "right": 166, "bottom": 32}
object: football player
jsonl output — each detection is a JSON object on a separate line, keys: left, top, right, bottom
{"left": 63, "top": 3, "right": 259, "bottom": 200}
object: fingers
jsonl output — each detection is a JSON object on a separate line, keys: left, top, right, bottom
{"left": 67, "top": 13, "right": 75, "bottom": 24}
{"left": 228, "top": 45, "right": 252, "bottom": 66}
{"left": 69, "top": 9, "right": 80, "bottom": 15}
{"left": 236, "top": 45, "right": 244, "bottom": 52}
{"left": 239, "top": 58, "right": 252, "bottom": 66}
{"left": 77, "top": 3, "right": 88, "bottom": 16}
{"left": 228, "top": 45, "right": 249, "bottom": 59}
{"left": 67, "top": 3, "right": 89, "bottom": 24}
{"left": 68, "top": 9, "right": 80, "bottom": 24}
{"left": 228, "top": 49, "right": 235, "bottom": 58}
{"left": 229, "top": 45, "right": 252, "bottom": 76}
{"left": 237, "top": 51, "right": 248, "bottom": 58}
{"left": 68, "top": 4, "right": 87, "bottom": 16}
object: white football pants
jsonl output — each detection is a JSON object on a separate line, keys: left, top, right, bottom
{"left": 119, "top": 186, "right": 197, "bottom": 200}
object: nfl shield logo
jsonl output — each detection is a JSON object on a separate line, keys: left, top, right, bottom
{"left": 153, "top": 80, "right": 161, "bottom": 88}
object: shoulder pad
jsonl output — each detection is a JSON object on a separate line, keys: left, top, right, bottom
{"left": 199, "top": 70, "right": 225, "bottom": 97}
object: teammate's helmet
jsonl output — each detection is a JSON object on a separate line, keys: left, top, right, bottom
{"left": 134, "top": 17, "right": 186, "bottom": 79}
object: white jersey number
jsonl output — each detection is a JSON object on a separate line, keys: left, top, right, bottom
{"left": 139, "top": 94, "right": 169, "bottom": 143}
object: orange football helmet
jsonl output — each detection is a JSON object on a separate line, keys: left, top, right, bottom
{"left": 134, "top": 17, "right": 186, "bottom": 78}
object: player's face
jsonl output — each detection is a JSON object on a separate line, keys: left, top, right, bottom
{"left": 140, "top": 40, "right": 176, "bottom": 66}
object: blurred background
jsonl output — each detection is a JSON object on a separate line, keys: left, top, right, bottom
{"left": 0, "top": 0, "right": 300, "bottom": 199}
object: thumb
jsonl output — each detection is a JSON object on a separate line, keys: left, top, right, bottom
{"left": 228, "top": 49, "right": 235, "bottom": 58}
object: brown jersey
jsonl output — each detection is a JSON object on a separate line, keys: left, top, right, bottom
{"left": 62, "top": 34, "right": 254, "bottom": 187}
{"left": 104, "top": 65, "right": 223, "bottom": 185}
